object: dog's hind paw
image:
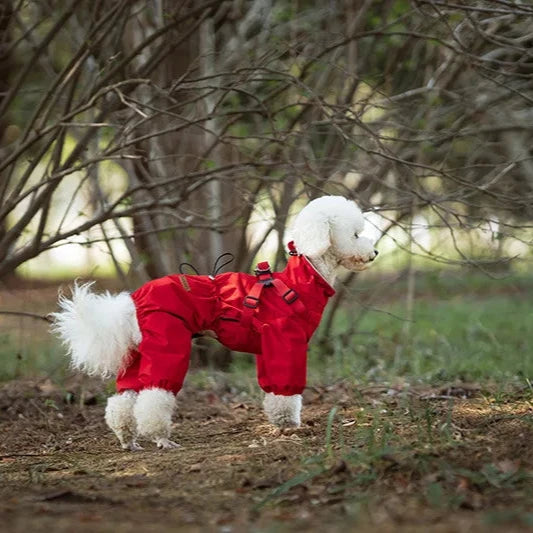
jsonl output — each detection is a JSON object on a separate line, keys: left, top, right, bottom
{"left": 122, "top": 441, "right": 144, "bottom": 451}
{"left": 155, "top": 438, "right": 181, "bottom": 450}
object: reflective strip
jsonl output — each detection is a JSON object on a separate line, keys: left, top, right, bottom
{"left": 179, "top": 274, "right": 191, "bottom": 292}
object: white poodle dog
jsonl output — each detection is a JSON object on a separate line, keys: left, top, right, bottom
{"left": 52, "top": 196, "right": 377, "bottom": 450}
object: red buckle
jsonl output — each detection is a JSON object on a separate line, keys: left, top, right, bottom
{"left": 255, "top": 261, "right": 273, "bottom": 286}
{"left": 243, "top": 295, "right": 260, "bottom": 309}
{"left": 255, "top": 261, "right": 271, "bottom": 274}
{"left": 282, "top": 289, "right": 298, "bottom": 304}
{"left": 287, "top": 241, "right": 299, "bottom": 256}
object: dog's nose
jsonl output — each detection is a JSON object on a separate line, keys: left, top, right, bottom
{"left": 369, "top": 250, "right": 378, "bottom": 262}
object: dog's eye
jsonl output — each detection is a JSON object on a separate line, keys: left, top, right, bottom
{"left": 354, "top": 232, "right": 359, "bottom": 238}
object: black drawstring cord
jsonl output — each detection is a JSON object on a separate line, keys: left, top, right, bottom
{"left": 178, "top": 252, "right": 234, "bottom": 278}
{"left": 178, "top": 262, "right": 200, "bottom": 275}
{"left": 211, "top": 252, "right": 234, "bottom": 277}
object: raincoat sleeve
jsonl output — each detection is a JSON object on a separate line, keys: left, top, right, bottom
{"left": 136, "top": 311, "right": 192, "bottom": 394}
{"left": 255, "top": 317, "right": 308, "bottom": 396}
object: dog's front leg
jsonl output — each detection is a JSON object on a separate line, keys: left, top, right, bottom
{"left": 263, "top": 393, "right": 302, "bottom": 428}
{"left": 133, "top": 388, "right": 180, "bottom": 449}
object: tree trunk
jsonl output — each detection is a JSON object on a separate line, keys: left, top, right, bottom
{"left": 0, "top": 0, "right": 16, "bottom": 286}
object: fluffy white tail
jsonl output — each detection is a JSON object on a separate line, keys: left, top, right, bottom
{"left": 51, "top": 282, "right": 142, "bottom": 378}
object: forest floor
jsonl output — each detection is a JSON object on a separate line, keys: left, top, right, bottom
{"left": 1, "top": 377, "right": 533, "bottom": 532}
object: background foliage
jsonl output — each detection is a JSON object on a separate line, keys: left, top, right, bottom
{"left": 0, "top": 0, "right": 532, "bottom": 369}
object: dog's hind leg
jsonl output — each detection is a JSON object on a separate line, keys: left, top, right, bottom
{"left": 133, "top": 388, "right": 180, "bottom": 449}
{"left": 105, "top": 390, "right": 142, "bottom": 451}
{"left": 263, "top": 393, "right": 302, "bottom": 428}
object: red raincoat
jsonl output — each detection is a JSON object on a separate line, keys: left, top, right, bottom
{"left": 116, "top": 252, "right": 335, "bottom": 396}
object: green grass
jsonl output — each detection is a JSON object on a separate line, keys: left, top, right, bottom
{"left": 358, "top": 267, "right": 533, "bottom": 298}
{"left": 259, "top": 397, "right": 533, "bottom": 525}
{"left": 311, "top": 294, "right": 532, "bottom": 386}
{"left": 0, "top": 333, "right": 65, "bottom": 382}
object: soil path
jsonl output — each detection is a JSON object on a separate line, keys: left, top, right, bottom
{"left": 1, "top": 379, "right": 533, "bottom": 532}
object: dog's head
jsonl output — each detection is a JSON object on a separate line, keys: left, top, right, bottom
{"left": 291, "top": 196, "right": 378, "bottom": 270}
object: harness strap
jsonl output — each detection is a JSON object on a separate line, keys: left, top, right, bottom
{"left": 241, "top": 261, "right": 306, "bottom": 328}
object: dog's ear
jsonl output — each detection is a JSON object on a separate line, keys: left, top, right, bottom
{"left": 291, "top": 210, "right": 331, "bottom": 257}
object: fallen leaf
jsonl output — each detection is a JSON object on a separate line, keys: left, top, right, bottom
{"left": 456, "top": 477, "right": 470, "bottom": 492}
{"left": 216, "top": 454, "right": 247, "bottom": 463}
{"left": 232, "top": 403, "right": 249, "bottom": 410}
{"left": 38, "top": 380, "right": 58, "bottom": 394}
{"left": 495, "top": 458, "right": 520, "bottom": 474}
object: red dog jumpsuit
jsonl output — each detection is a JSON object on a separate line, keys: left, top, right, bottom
{"left": 116, "top": 247, "right": 335, "bottom": 397}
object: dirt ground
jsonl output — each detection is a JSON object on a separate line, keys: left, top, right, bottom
{"left": 1, "top": 378, "right": 533, "bottom": 532}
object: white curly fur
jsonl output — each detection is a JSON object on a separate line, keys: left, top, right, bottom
{"left": 50, "top": 282, "right": 142, "bottom": 377}
{"left": 133, "top": 388, "right": 180, "bottom": 449}
{"left": 263, "top": 393, "right": 302, "bottom": 428}
{"left": 291, "top": 196, "right": 377, "bottom": 285}
{"left": 105, "top": 391, "right": 141, "bottom": 450}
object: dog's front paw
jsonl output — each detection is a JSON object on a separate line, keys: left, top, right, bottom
{"left": 273, "top": 417, "right": 300, "bottom": 429}
{"left": 263, "top": 393, "right": 302, "bottom": 428}
{"left": 155, "top": 437, "right": 181, "bottom": 450}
